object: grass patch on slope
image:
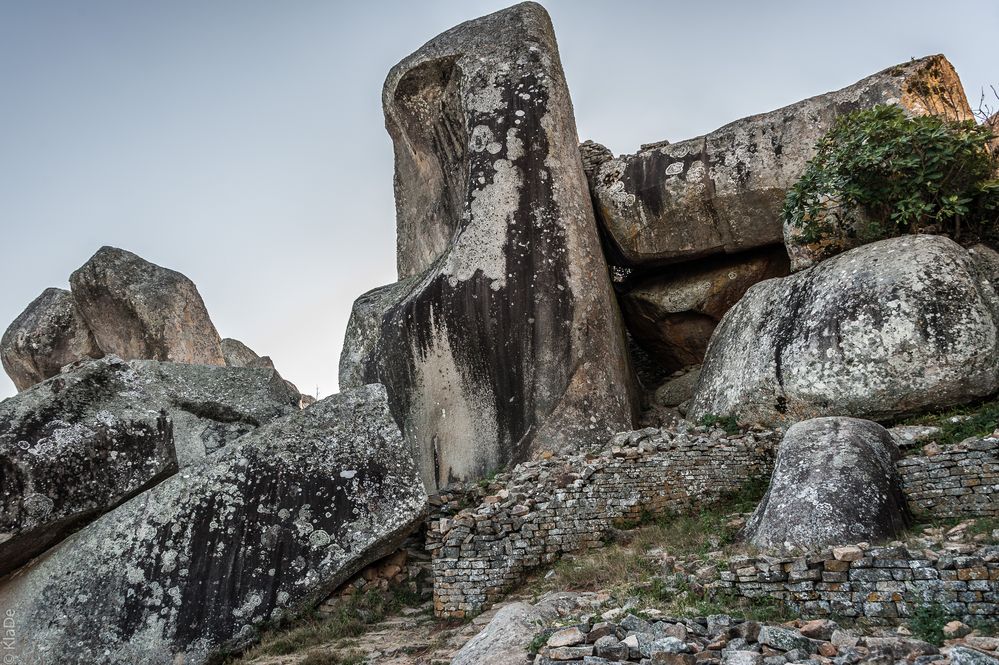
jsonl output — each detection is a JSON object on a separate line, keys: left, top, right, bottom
{"left": 899, "top": 397, "right": 999, "bottom": 446}
{"left": 522, "top": 478, "right": 785, "bottom": 621}
{"left": 225, "top": 585, "right": 421, "bottom": 664}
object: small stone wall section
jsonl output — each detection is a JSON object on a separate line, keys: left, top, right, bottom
{"left": 428, "top": 427, "right": 778, "bottom": 617}
{"left": 713, "top": 543, "right": 999, "bottom": 625}
{"left": 899, "top": 438, "right": 999, "bottom": 518}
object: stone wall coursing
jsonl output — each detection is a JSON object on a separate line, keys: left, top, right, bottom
{"left": 713, "top": 543, "right": 999, "bottom": 626}
{"left": 899, "top": 439, "right": 999, "bottom": 518}
{"left": 428, "top": 433, "right": 999, "bottom": 619}
{"left": 428, "top": 426, "right": 779, "bottom": 617}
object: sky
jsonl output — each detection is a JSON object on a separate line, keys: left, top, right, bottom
{"left": 0, "top": 0, "right": 996, "bottom": 400}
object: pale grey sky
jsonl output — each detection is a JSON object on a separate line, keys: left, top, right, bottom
{"left": 1, "top": 0, "right": 996, "bottom": 399}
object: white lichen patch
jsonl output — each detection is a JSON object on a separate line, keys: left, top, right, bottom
{"left": 443, "top": 158, "right": 522, "bottom": 290}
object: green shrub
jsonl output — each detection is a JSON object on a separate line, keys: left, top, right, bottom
{"left": 783, "top": 105, "right": 999, "bottom": 246}
{"left": 909, "top": 602, "right": 951, "bottom": 646}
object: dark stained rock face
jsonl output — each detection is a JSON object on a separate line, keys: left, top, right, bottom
{"left": 0, "top": 356, "right": 299, "bottom": 576}
{"left": 69, "top": 246, "right": 226, "bottom": 366}
{"left": 620, "top": 247, "right": 789, "bottom": 372}
{"left": 744, "top": 417, "right": 911, "bottom": 551}
{"left": 1, "top": 288, "right": 103, "bottom": 391}
{"left": 0, "top": 384, "right": 427, "bottom": 665}
{"left": 356, "top": 2, "right": 634, "bottom": 489}
{"left": 689, "top": 235, "right": 999, "bottom": 426}
{"left": 591, "top": 55, "right": 972, "bottom": 268}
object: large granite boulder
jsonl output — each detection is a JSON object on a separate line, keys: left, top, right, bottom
{"left": 689, "top": 235, "right": 999, "bottom": 425}
{"left": 0, "top": 384, "right": 427, "bottom": 665}
{"left": 69, "top": 246, "right": 226, "bottom": 366}
{"left": 353, "top": 2, "right": 634, "bottom": 489}
{"left": 1, "top": 288, "right": 103, "bottom": 391}
{"left": 591, "top": 55, "right": 972, "bottom": 267}
{"left": 744, "top": 417, "right": 911, "bottom": 550}
{"left": 620, "top": 247, "right": 788, "bottom": 372}
{"left": 0, "top": 356, "right": 299, "bottom": 575}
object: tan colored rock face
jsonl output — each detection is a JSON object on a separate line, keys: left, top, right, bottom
{"left": 351, "top": 2, "right": 635, "bottom": 490}
{"left": 621, "top": 247, "right": 789, "bottom": 372}
{"left": 69, "top": 246, "right": 225, "bottom": 366}
{"left": 591, "top": 55, "right": 972, "bottom": 268}
{"left": 0, "top": 287, "right": 103, "bottom": 391}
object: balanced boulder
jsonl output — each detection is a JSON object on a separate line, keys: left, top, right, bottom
{"left": 349, "top": 2, "right": 634, "bottom": 489}
{"left": 590, "top": 55, "right": 971, "bottom": 267}
{"left": 69, "top": 246, "right": 226, "bottom": 366}
{"left": 689, "top": 235, "right": 999, "bottom": 425}
{"left": 1, "top": 288, "right": 103, "bottom": 391}
{"left": 744, "top": 417, "right": 911, "bottom": 550}
{"left": 620, "top": 247, "right": 788, "bottom": 372}
{"left": 0, "top": 356, "right": 299, "bottom": 575}
{"left": 0, "top": 384, "right": 427, "bottom": 665}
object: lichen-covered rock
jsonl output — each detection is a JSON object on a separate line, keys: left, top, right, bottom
{"left": 689, "top": 235, "right": 999, "bottom": 426}
{"left": 0, "top": 356, "right": 299, "bottom": 576}
{"left": 970, "top": 243, "right": 999, "bottom": 287}
{"left": 744, "top": 417, "right": 911, "bottom": 550}
{"left": 620, "top": 247, "right": 788, "bottom": 372}
{"left": 1, "top": 288, "right": 103, "bottom": 391}
{"left": 69, "top": 246, "right": 226, "bottom": 366}
{"left": 591, "top": 55, "right": 972, "bottom": 267}
{"left": 364, "top": 2, "right": 634, "bottom": 489}
{"left": 579, "top": 139, "right": 613, "bottom": 186}
{"left": 0, "top": 384, "right": 427, "bottom": 665}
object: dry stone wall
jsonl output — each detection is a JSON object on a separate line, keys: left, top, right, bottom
{"left": 713, "top": 542, "right": 999, "bottom": 626}
{"left": 428, "top": 432, "right": 999, "bottom": 619}
{"left": 900, "top": 439, "right": 999, "bottom": 518}
{"left": 428, "top": 426, "right": 779, "bottom": 617}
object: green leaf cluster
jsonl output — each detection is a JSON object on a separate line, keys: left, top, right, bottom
{"left": 783, "top": 105, "right": 999, "bottom": 245}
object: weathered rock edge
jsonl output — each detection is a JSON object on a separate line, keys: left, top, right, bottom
{"left": 69, "top": 246, "right": 226, "bottom": 366}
